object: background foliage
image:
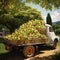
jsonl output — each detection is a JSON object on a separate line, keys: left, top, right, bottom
{"left": 0, "top": 1, "right": 43, "bottom": 33}
{"left": 46, "top": 13, "right": 52, "bottom": 25}
{"left": 53, "top": 21, "right": 60, "bottom": 35}
{"left": 0, "top": 0, "right": 60, "bottom": 33}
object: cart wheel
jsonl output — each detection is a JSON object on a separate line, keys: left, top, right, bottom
{"left": 23, "top": 46, "right": 35, "bottom": 57}
{"left": 53, "top": 40, "right": 58, "bottom": 49}
{"left": 5, "top": 45, "right": 13, "bottom": 52}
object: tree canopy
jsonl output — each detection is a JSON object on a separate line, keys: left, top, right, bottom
{"left": 0, "top": 1, "right": 43, "bottom": 33}
{"left": 46, "top": 13, "right": 52, "bottom": 25}
{"left": 0, "top": 0, "right": 60, "bottom": 33}
{"left": 25, "top": 0, "right": 60, "bottom": 10}
{"left": 0, "top": 0, "right": 60, "bottom": 12}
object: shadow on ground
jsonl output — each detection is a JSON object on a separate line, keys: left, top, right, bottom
{"left": 53, "top": 52, "right": 60, "bottom": 60}
{"left": 0, "top": 51, "right": 25, "bottom": 60}
{"left": 0, "top": 45, "right": 59, "bottom": 60}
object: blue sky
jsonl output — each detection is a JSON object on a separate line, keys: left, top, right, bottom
{"left": 26, "top": 3, "right": 60, "bottom": 22}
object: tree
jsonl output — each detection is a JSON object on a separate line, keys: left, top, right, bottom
{"left": 0, "top": 2, "right": 43, "bottom": 33}
{"left": 25, "top": 0, "right": 60, "bottom": 10}
{"left": 46, "top": 13, "right": 52, "bottom": 25}
{"left": 0, "top": 0, "right": 60, "bottom": 11}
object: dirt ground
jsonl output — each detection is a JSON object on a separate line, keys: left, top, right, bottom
{"left": 25, "top": 46, "right": 60, "bottom": 60}
{"left": 0, "top": 45, "right": 60, "bottom": 60}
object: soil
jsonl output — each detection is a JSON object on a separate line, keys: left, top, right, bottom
{"left": 25, "top": 46, "right": 60, "bottom": 60}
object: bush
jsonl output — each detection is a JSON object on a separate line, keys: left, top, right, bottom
{"left": 53, "top": 23, "right": 60, "bottom": 35}
{"left": 55, "top": 29, "right": 60, "bottom": 35}
{"left": 0, "top": 14, "right": 21, "bottom": 33}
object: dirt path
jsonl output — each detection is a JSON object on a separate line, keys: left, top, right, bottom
{"left": 25, "top": 46, "right": 60, "bottom": 60}
{"left": 0, "top": 45, "right": 60, "bottom": 60}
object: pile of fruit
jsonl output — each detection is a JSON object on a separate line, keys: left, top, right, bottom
{"left": 4, "top": 20, "right": 48, "bottom": 45}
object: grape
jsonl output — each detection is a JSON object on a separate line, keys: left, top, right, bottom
{"left": 4, "top": 20, "right": 48, "bottom": 44}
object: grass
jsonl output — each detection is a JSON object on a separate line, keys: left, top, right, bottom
{"left": 0, "top": 43, "right": 7, "bottom": 54}
{"left": 0, "top": 37, "right": 8, "bottom": 54}
{"left": 58, "top": 35, "right": 60, "bottom": 47}
{"left": 58, "top": 42, "right": 60, "bottom": 47}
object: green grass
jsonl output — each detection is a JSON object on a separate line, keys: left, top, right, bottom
{"left": 58, "top": 42, "right": 60, "bottom": 47}
{"left": 58, "top": 35, "right": 60, "bottom": 47}
{"left": 0, "top": 43, "right": 8, "bottom": 54}
{"left": 0, "top": 37, "right": 8, "bottom": 54}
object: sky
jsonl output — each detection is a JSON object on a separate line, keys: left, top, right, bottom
{"left": 26, "top": 3, "right": 60, "bottom": 22}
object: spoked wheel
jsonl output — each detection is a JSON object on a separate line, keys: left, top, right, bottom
{"left": 53, "top": 40, "right": 58, "bottom": 49}
{"left": 23, "top": 46, "right": 35, "bottom": 57}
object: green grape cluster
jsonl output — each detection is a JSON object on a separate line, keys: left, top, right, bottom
{"left": 4, "top": 20, "right": 48, "bottom": 44}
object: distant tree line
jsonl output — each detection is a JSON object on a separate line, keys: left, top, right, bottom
{"left": 53, "top": 21, "right": 60, "bottom": 35}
